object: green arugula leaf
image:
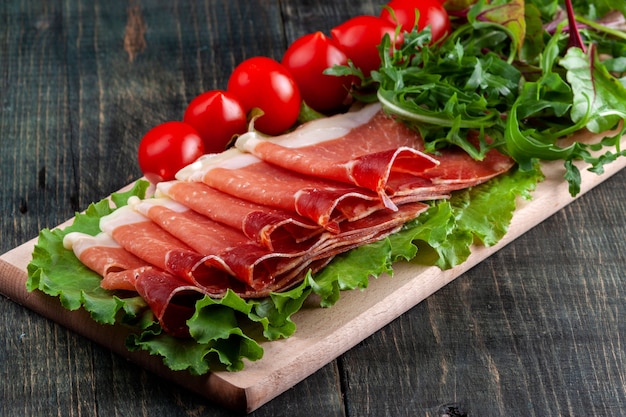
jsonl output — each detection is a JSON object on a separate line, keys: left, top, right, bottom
{"left": 571, "top": 0, "right": 626, "bottom": 19}
{"left": 374, "top": 25, "right": 519, "bottom": 160}
{"left": 468, "top": 0, "right": 527, "bottom": 59}
{"left": 520, "top": 2, "right": 547, "bottom": 63}
{"left": 372, "top": 2, "right": 625, "bottom": 197}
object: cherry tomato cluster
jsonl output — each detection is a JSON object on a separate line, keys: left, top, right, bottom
{"left": 138, "top": 0, "right": 450, "bottom": 183}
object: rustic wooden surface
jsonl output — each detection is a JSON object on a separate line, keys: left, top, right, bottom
{"left": 1, "top": 1, "right": 626, "bottom": 416}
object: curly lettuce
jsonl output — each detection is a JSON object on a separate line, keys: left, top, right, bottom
{"left": 25, "top": 164, "right": 541, "bottom": 375}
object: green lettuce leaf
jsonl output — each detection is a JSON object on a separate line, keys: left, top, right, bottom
{"left": 26, "top": 183, "right": 150, "bottom": 324}
{"left": 126, "top": 325, "right": 256, "bottom": 375}
{"left": 26, "top": 164, "right": 542, "bottom": 375}
{"left": 307, "top": 238, "right": 394, "bottom": 308}
{"left": 303, "top": 165, "right": 542, "bottom": 308}
{"left": 452, "top": 165, "right": 541, "bottom": 246}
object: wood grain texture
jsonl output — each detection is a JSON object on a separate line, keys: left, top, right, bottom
{"left": 2, "top": 0, "right": 626, "bottom": 416}
{"left": 2, "top": 138, "right": 624, "bottom": 413}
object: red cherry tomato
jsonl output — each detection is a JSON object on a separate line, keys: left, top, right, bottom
{"left": 281, "top": 32, "right": 354, "bottom": 112}
{"left": 183, "top": 90, "right": 247, "bottom": 154}
{"left": 380, "top": 0, "right": 451, "bottom": 44}
{"left": 138, "top": 121, "right": 205, "bottom": 184}
{"left": 227, "top": 57, "right": 301, "bottom": 135}
{"left": 330, "top": 15, "right": 402, "bottom": 77}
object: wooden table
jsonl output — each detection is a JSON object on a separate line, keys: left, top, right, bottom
{"left": 2, "top": 1, "right": 626, "bottom": 415}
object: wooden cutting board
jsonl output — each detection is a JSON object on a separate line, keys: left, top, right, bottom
{"left": 1, "top": 131, "right": 625, "bottom": 414}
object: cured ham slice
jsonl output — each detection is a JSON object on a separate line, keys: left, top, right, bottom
{"left": 235, "top": 103, "right": 439, "bottom": 207}
{"left": 63, "top": 232, "right": 151, "bottom": 291}
{"left": 129, "top": 196, "right": 316, "bottom": 290}
{"left": 63, "top": 232, "right": 207, "bottom": 337}
{"left": 99, "top": 205, "right": 248, "bottom": 295}
{"left": 133, "top": 268, "right": 207, "bottom": 337}
{"left": 416, "top": 133, "right": 515, "bottom": 187}
{"left": 130, "top": 196, "right": 430, "bottom": 291}
{"left": 176, "top": 149, "right": 398, "bottom": 233}
{"left": 233, "top": 103, "right": 514, "bottom": 199}
{"left": 156, "top": 180, "right": 322, "bottom": 252}
{"left": 247, "top": 200, "right": 430, "bottom": 295}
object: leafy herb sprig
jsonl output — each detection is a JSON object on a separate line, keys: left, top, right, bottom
{"left": 332, "top": 0, "right": 626, "bottom": 195}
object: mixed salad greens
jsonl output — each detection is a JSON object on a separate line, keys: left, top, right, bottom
{"left": 334, "top": 0, "right": 626, "bottom": 195}
{"left": 27, "top": 0, "right": 626, "bottom": 374}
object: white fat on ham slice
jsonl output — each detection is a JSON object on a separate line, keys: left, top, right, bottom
{"left": 176, "top": 148, "right": 259, "bottom": 182}
{"left": 174, "top": 143, "right": 392, "bottom": 231}
{"left": 64, "top": 231, "right": 120, "bottom": 256}
{"left": 99, "top": 204, "right": 244, "bottom": 292}
{"left": 99, "top": 203, "right": 150, "bottom": 234}
{"left": 233, "top": 103, "right": 440, "bottom": 206}
{"left": 236, "top": 103, "right": 382, "bottom": 150}
{"left": 63, "top": 231, "right": 152, "bottom": 292}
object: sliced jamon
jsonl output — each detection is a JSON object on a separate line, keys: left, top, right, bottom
{"left": 133, "top": 268, "right": 207, "bottom": 337}
{"left": 176, "top": 149, "right": 397, "bottom": 233}
{"left": 257, "top": 200, "right": 430, "bottom": 294}
{"left": 157, "top": 181, "right": 440, "bottom": 255}
{"left": 62, "top": 232, "right": 209, "bottom": 336}
{"left": 99, "top": 205, "right": 248, "bottom": 295}
{"left": 65, "top": 198, "right": 430, "bottom": 336}
{"left": 63, "top": 231, "right": 151, "bottom": 291}
{"left": 254, "top": 199, "right": 428, "bottom": 295}
{"left": 156, "top": 180, "right": 322, "bottom": 252}
{"left": 130, "top": 196, "right": 318, "bottom": 290}
{"left": 416, "top": 132, "right": 515, "bottom": 187}
{"left": 235, "top": 103, "right": 439, "bottom": 207}
{"left": 130, "top": 195, "right": 429, "bottom": 291}
{"left": 231, "top": 201, "right": 430, "bottom": 296}
{"left": 233, "top": 103, "right": 514, "bottom": 199}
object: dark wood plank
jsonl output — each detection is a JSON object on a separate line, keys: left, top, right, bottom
{"left": 0, "top": 1, "right": 344, "bottom": 416}
{"left": 339, "top": 168, "right": 626, "bottom": 416}
{"left": 1, "top": 0, "right": 76, "bottom": 242}
{"left": 280, "top": 0, "right": 379, "bottom": 39}
{"left": 2, "top": 0, "right": 626, "bottom": 415}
